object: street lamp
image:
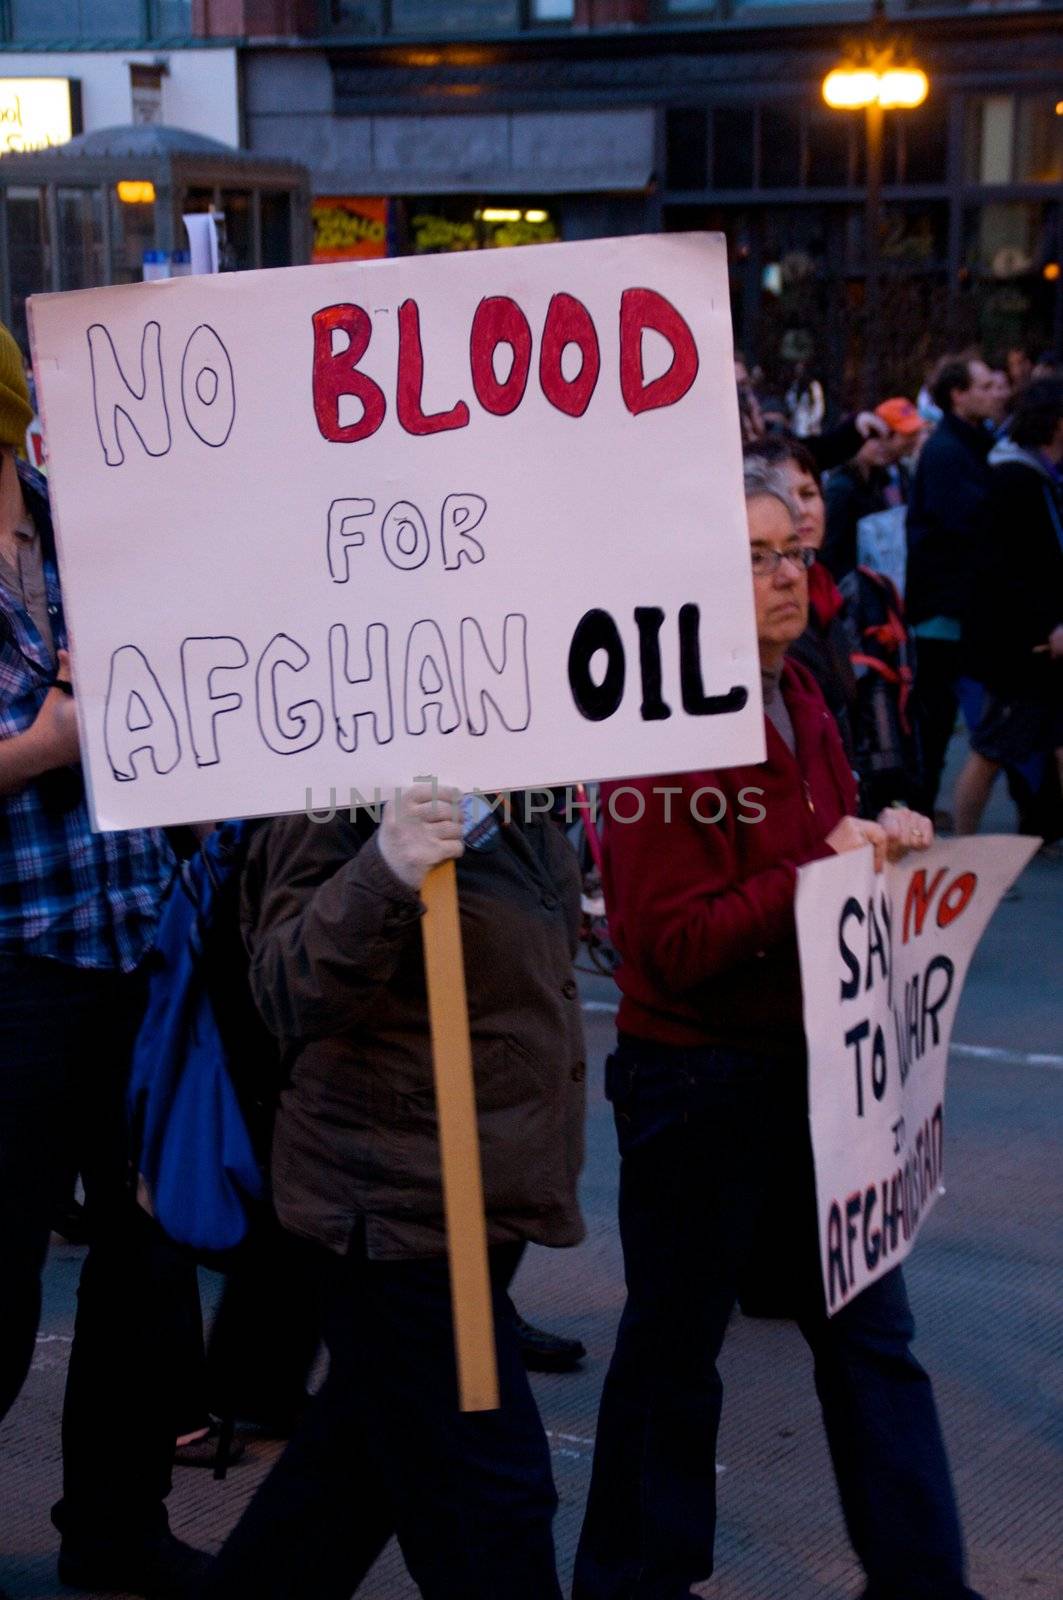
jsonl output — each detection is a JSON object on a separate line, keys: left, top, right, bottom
{"left": 822, "top": 4, "right": 930, "bottom": 398}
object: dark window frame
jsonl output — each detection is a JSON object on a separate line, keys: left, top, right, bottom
{"left": 1, "top": 0, "right": 193, "bottom": 46}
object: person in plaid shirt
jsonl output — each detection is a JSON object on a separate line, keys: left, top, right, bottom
{"left": 0, "top": 322, "right": 208, "bottom": 1597}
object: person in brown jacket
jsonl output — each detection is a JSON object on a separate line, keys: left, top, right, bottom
{"left": 198, "top": 783, "right": 585, "bottom": 1600}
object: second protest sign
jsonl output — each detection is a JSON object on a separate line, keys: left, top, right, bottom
{"left": 797, "top": 835, "right": 1036, "bottom": 1315}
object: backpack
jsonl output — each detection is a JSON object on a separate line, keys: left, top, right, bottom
{"left": 127, "top": 819, "right": 276, "bottom": 1258}
{"left": 839, "top": 566, "right": 923, "bottom": 814}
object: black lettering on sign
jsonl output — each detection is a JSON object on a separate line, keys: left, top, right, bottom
{"left": 460, "top": 614, "right": 530, "bottom": 736}
{"left": 633, "top": 607, "right": 671, "bottom": 722}
{"left": 826, "top": 1203, "right": 847, "bottom": 1309}
{"left": 256, "top": 633, "right": 324, "bottom": 755}
{"left": 104, "top": 644, "right": 181, "bottom": 779}
{"left": 405, "top": 619, "right": 462, "bottom": 735}
{"left": 441, "top": 494, "right": 487, "bottom": 571}
{"left": 327, "top": 499, "right": 374, "bottom": 583}
{"left": 382, "top": 501, "right": 431, "bottom": 572}
{"left": 862, "top": 1185, "right": 881, "bottom": 1271}
{"left": 678, "top": 604, "right": 748, "bottom": 717}
{"left": 88, "top": 321, "right": 172, "bottom": 466}
{"left": 838, "top": 896, "right": 864, "bottom": 1001}
{"left": 328, "top": 622, "right": 393, "bottom": 750}
{"left": 845, "top": 1191, "right": 862, "bottom": 1291}
{"left": 845, "top": 1018, "right": 871, "bottom": 1117}
{"left": 920, "top": 954, "right": 955, "bottom": 1052}
{"left": 180, "top": 636, "right": 248, "bottom": 767}
{"left": 568, "top": 609, "right": 625, "bottom": 723}
{"left": 180, "top": 324, "right": 236, "bottom": 448}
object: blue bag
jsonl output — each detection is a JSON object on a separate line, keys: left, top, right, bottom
{"left": 128, "top": 821, "right": 266, "bottom": 1256}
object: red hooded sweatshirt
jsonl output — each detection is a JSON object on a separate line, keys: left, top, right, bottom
{"left": 601, "top": 659, "right": 858, "bottom": 1052}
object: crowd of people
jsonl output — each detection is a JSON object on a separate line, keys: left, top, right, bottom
{"left": 1, "top": 302, "right": 1060, "bottom": 1600}
{"left": 737, "top": 344, "right": 1063, "bottom": 841}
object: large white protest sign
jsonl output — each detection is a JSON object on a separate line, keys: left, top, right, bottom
{"left": 28, "top": 234, "right": 761, "bottom": 831}
{"left": 797, "top": 835, "right": 1036, "bottom": 1315}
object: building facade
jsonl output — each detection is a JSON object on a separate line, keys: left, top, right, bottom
{"left": 0, "top": 6, "right": 305, "bottom": 344}
{"left": 3, "top": 0, "right": 1062, "bottom": 401}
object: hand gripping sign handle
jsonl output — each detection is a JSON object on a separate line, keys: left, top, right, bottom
{"left": 420, "top": 858, "right": 500, "bottom": 1413}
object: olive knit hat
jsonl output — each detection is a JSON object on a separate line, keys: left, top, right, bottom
{"left": 0, "top": 321, "right": 33, "bottom": 449}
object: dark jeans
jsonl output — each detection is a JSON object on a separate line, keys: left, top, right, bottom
{"left": 200, "top": 1235, "right": 562, "bottom": 1600}
{"left": 0, "top": 951, "right": 194, "bottom": 1548}
{"left": 174, "top": 1215, "right": 325, "bottom": 1437}
{"left": 573, "top": 1036, "right": 978, "bottom": 1600}
{"left": 913, "top": 637, "right": 964, "bottom": 815}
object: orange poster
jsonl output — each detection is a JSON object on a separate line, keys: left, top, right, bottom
{"left": 312, "top": 197, "right": 388, "bottom": 263}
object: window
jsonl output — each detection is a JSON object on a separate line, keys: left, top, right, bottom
{"left": 6, "top": 0, "right": 188, "bottom": 43}
{"left": 319, "top": 0, "right": 386, "bottom": 32}
{"left": 390, "top": 0, "right": 520, "bottom": 30}
{"left": 730, "top": 0, "right": 863, "bottom": 7}
{"left": 530, "top": 0, "right": 574, "bottom": 18}
{"left": 806, "top": 111, "right": 852, "bottom": 188}
{"left": 666, "top": 109, "right": 708, "bottom": 190}
{"left": 900, "top": 106, "right": 947, "bottom": 185}
{"left": 5, "top": 186, "right": 51, "bottom": 346}
{"left": 57, "top": 187, "right": 104, "bottom": 291}
{"left": 760, "top": 106, "right": 803, "bottom": 189}
{"left": 967, "top": 201, "right": 1050, "bottom": 279}
{"left": 966, "top": 94, "right": 1063, "bottom": 186}
{"left": 260, "top": 192, "right": 294, "bottom": 269}
{"left": 1015, "top": 97, "right": 1063, "bottom": 184}
{"left": 966, "top": 96, "right": 1014, "bottom": 185}
{"left": 712, "top": 108, "right": 755, "bottom": 191}
{"left": 150, "top": 0, "right": 193, "bottom": 35}
{"left": 8, "top": 0, "right": 70, "bottom": 41}
{"left": 111, "top": 181, "right": 157, "bottom": 283}
{"left": 221, "top": 190, "right": 253, "bottom": 271}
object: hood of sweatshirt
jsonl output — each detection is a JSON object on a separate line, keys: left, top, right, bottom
{"left": 988, "top": 436, "right": 1059, "bottom": 485}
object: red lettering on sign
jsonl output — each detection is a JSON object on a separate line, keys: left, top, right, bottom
{"left": 936, "top": 871, "right": 977, "bottom": 929}
{"left": 397, "top": 299, "right": 470, "bottom": 437}
{"left": 311, "top": 304, "right": 386, "bottom": 443}
{"left": 902, "top": 867, "right": 947, "bottom": 944}
{"left": 539, "top": 293, "right": 601, "bottom": 419}
{"left": 619, "top": 288, "right": 699, "bottom": 417}
{"left": 469, "top": 296, "right": 532, "bottom": 417}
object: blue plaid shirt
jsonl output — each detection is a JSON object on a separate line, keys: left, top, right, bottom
{"left": 0, "top": 459, "right": 173, "bottom": 972}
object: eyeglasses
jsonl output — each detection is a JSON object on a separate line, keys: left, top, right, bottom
{"left": 750, "top": 545, "right": 816, "bottom": 578}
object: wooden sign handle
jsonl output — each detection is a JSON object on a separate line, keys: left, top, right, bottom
{"left": 421, "top": 858, "right": 500, "bottom": 1413}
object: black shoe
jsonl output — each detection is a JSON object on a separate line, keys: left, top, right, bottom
{"left": 51, "top": 1197, "right": 90, "bottom": 1246}
{"left": 174, "top": 1420, "right": 246, "bottom": 1470}
{"left": 57, "top": 1528, "right": 211, "bottom": 1597}
{"left": 513, "top": 1313, "right": 586, "bottom": 1373}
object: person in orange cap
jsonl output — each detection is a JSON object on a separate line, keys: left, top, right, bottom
{"left": 822, "top": 397, "right": 925, "bottom": 583}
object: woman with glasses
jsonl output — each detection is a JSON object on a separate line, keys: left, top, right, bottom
{"left": 572, "top": 467, "right": 981, "bottom": 1600}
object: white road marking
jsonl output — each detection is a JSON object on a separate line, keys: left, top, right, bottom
{"left": 544, "top": 1429, "right": 727, "bottom": 1474}
{"left": 580, "top": 1002, "right": 1063, "bottom": 1069}
{"left": 949, "top": 1043, "right": 1063, "bottom": 1070}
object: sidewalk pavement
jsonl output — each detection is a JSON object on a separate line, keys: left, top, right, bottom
{"left": 2, "top": 767, "right": 1061, "bottom": 1599}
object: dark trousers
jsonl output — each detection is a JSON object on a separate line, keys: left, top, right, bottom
{"left": 913, "top": 637, "right": 964, "bottom": 815}
{"left": 200, "top": 1235, "right": 562, "bottom": 1600}
{"left": 0, "top": 951, "right": 194, "bottom": 1547}
{"left": 174, "top": 1216, "right": 325, "bottom": 1437}
{"left": 573, "top": 1037, "right": 978, "bottom": 1600}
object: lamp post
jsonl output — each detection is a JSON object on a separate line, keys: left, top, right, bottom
{"left": 822, "top": 4, "right": 929, "bottom": 399}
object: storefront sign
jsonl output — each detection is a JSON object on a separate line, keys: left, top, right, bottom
{"left": 410, "top": 206, "right": 558, "bottom": 254}
{"left": 0, "top": 78, "right": 76, "bottom": 155}
{"left": 312, "top": 197, "right": 388, "bottom": 262}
